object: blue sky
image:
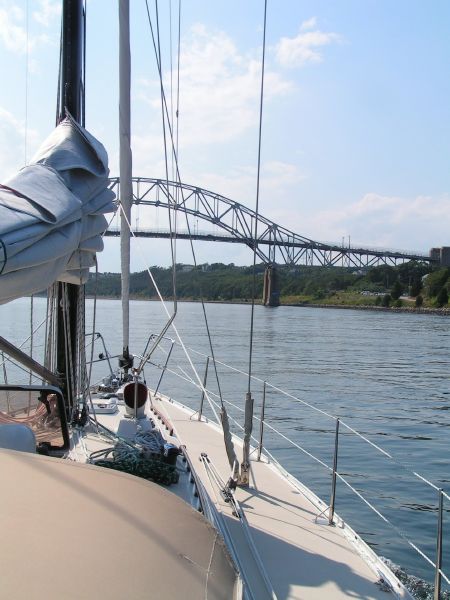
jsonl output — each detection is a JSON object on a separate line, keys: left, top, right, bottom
{"left": 0, "top": 0, "right": 449, "bottom": 271}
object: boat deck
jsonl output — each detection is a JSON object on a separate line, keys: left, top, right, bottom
{"left": 154, "top": 394, "right": 410, "bottom": 600}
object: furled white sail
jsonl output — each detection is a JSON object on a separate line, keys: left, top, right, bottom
{"left": 0, "top": 116, "right": 115, "bottom": 304}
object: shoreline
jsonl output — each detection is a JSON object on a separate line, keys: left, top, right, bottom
{"left": 84, "top": 295, "right": 450, "bottom": 315}
{"left": 283, "top": 302, "right": 450, "bottom": 316}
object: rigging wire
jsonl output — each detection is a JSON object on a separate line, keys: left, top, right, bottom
{"left": 175, "top": 0, "right": 181, "bottom": 165}
{"left": 119, "top": 205, "right": 220, "bottom": 424}
{"left": 146, "top": 0, "right": 178, "bottom": 314}
{"left": 82, "top": 0, "right": 87, "bottom": 126}
{"left": 169, "top": 0, "right": 174, "bottom": 182}
{"left": 24, "top": 0, "right": 29, "bottom": 164}
{"left": 28, "top": 295, "right": 34, "bottom": 412}
{"left": 61, "top": 285, "right": 74, "bottom": 402}
{"left": 76, "top": 283, "right": 85, "bottom": 398}
{"left": 45, "top": 284, "right": 58, "bottom": 373}
{"left": 56, "top": 10, "right": 63, "bottom": 124}
{"left": 247, "top": 0, "right": 268, "bottom": 393}
{"left": 141, "top": 4, "right": 239, "bottom": 474}
{"left": 143, "top": 0, "right": 225, "bottom": 410}
{"left": 80, "top": 258, "right": 100, "bottom": 432}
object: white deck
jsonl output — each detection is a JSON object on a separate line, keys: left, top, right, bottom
{"left": 153, "top": 394, "right": 410, "bottom": 600}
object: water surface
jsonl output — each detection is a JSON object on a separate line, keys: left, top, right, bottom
{"left": 2, "top": 297, "right": 449, "bottom": 587}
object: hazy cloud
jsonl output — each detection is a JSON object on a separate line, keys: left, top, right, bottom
{"left": 300, "top": 17, "right": 317, "bottom": 31}
{"left": 33, "top": 0, "right": 60, "bottom": 27}
{"left": 0, "top": 1, "right": 56, "bottom": 54}
{"left": 276, "top": 20, "right": 341, "bottom": 68}
{"left": 0, "top": 4, "right": 28, "bottom": 53}
{"left": 294, "top": 193, "right": 450, "bottom": 252}
{"left": 0, "top": 107, "right": 39, "bottom": 180}
{"left": 138, "top": 24, "right": 292, "bottom": 148}
{"left": 176, "top": 161, "right": 306, "bottom": 219}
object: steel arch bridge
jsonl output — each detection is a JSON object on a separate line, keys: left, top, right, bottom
{"left": 107, "top": 177, "right": 434, "bottom": 268}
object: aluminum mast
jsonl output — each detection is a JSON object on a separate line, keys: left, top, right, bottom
{"left": 119, "top": 0, "right": 133, "bottom": 374}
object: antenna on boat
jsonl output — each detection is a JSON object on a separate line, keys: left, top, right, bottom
{"left": 118, "top": 0, "right": 133, "bottom": 379}
{"left": 56, "top": 0, "right": 85, "bottom": 409}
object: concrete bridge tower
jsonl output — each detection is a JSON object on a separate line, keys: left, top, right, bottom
{"left": 263, "top": 265, "right": 280, "bottom": 307}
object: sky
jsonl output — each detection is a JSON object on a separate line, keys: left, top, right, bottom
{"left": 0, "top": 0, "right": 449, "bottom": 272}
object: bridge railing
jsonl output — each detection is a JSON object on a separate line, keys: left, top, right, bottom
{"left": 319, "top": 240, "right": 430, "bottom": 258}
{"left": 107, "top": 222, "right": 431, "bottom": 259}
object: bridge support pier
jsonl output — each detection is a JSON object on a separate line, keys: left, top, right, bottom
{"left": 263, "top": 265, "right": 280, "bottom": 307}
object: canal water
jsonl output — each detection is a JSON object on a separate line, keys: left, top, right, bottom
{"left": 2, "top": 297, "right": 449, "bottom": 591}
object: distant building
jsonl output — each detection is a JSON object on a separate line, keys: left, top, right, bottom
{"left": 430, "top": 247, "right": 450, "bottom": 266}
{"left": 179, "top": 264, "right": 194, "bottom": 272}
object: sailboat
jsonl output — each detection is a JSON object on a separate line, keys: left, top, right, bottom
{"left": 0, "top": 1, "right": 433, "bottom": 598}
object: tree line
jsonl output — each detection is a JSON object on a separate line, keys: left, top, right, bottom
{"left": 85, "top": 261, "right": 449, "bottom": 307}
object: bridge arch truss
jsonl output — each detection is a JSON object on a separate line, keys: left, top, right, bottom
{"left": 108, "top": 177, "right": 434, "bottom": 268}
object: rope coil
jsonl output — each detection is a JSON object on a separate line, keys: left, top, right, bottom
{"left": 89, "top": 428, "right": 179, "bottom": 486}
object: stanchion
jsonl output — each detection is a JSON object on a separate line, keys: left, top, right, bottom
{"left": 434, "top": 489, "right": 443, "bottom": 600}
{"left": 198, "top": 356, "right": 210, "bottom": 420}
{"left": 257, "top": 381, "right": 266, "bottom": 461}
{"left": 154, "top": 340, "right": 174, "bottom": 396}
{"left": 329, "top": 418, "right": 340, "bottom": 526}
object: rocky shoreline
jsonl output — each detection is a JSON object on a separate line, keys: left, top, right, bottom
{"left": 284, "top": 302, "right": 450, "bottom": 316}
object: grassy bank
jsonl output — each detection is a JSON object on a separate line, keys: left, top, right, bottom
{"left": 281, "top": 290, "right": 450, "bottom": 314}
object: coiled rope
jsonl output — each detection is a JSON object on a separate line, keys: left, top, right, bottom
{"left": 89, "top": 428, "right": 179, "bottom": 486}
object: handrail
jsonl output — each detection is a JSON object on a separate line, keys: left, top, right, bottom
{"left": 85, "top": 332, "right": 114, "bottom": 376}
{"left": 151, "top": 359, "right": 260, "bottom": 448}
{"left": 144, "top": 333, "right": 449, "bottom": 595}
{"left": 87, "top": 331, "right": 446, "bottom": 499}
{"left": 156, "top": 337, "right": 445, "bottom": 497}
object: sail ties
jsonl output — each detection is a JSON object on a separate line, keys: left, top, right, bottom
{"left": 220, "top": 406, "right": 240, "bottom": 481}
{"left": 239, "top": 392, "right": 254, "bottom": 486}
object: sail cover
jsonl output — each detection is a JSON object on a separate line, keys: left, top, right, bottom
{"left": 0, "top": 116, "right": 115, "bottom": 304}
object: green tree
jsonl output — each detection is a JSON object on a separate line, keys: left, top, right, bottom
{"left": 397, "top": 261, "right": 432, "bottom": 288}
{"left": 410, "top": 279, "right": 422, "bottom": 297}
{"left": 424, "top": 268, "right": 449, "bottom": 298}
{"left": 366, "top": 265, "right": 395, "bottom": 287}
{"left": 390, "top": 280, "right": 403, "bottom": 300}
{"left": 436, "top": 287, "right": 449, "bottom": 307}
{"left": 381, "top": 294, "right": 391, "bottom": 307}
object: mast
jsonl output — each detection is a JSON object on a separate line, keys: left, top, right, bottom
{"left": 119, "top": 0, "right": 133, "bottom": 374}
{"left": 56, "top": 0, "right": 84, "bottom": 406}
{"left": 59, "top": 0, "right": 83, "bottom": 124}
